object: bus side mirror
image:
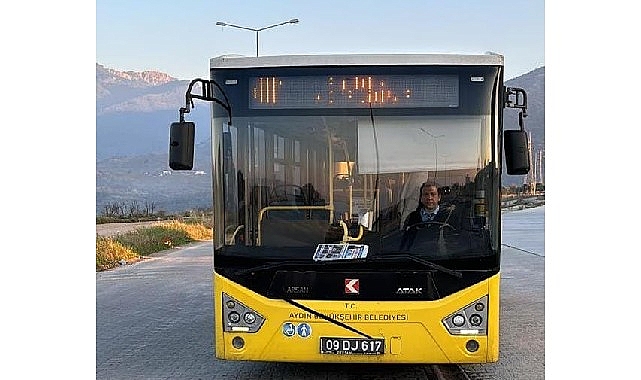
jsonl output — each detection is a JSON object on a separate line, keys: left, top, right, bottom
{"left": 504, "top": 130, "right": 530, "bottom": 175}
{"left": 169, "top": 121, "right": 195, "bottom": 170}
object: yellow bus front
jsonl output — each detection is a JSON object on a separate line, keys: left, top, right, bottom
{"left": 214, "top": 272, "right": 500, "bottom": 363}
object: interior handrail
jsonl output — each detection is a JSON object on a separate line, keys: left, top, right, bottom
{"left": 339, "top": 220, "right": 364, "bottom": 243}
{"left": 257, "top": 205, "right": 334, "bottom": 246}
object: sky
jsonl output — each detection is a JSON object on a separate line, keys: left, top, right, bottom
{"left": 96, "top": 0, "right": 544, "bottom": 81}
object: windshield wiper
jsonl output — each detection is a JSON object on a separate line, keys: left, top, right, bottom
{"left": 233, "top": 261, "right": 297, "bottom": 276}
{"left": 234, "top": 254, "right": 461, "bottom": 278}
{"left": 233, "top": 258, "right": 363, "bottom": 276}
{"left": 369, "top": 254, "right": 463, "bottom": 278}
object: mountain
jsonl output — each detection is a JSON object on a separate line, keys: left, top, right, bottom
{"left": 96, "top": 63, "right": 177, "bottom": 110}
{"left": 96, "top": 63, "right": 210, "bottom": 160}
{"left": 96, "top": 63, "right": 544, "bottom": 214}
{"left": 96, "top": 63, "right": 212, "bottom": 213}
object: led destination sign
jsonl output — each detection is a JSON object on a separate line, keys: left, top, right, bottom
{"left": 249, "top": 74, "right": 459, "bottom": 109}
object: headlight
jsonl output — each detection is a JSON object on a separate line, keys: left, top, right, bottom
{"left": 469, "top": 314, "right": 482, "bottom": 326}
{"left": 452, "top": 314, "right": 465, "bottom": 327}
{"left": 228, "top": 311, "right": 240, "bottom": 323}
{"left": 244, "top": 312, "right": 256, "bottom": 324}
{"left": 442, "top": 295, "right": 489, "bottom": 335}
{"left": 222, "top": 293, "right": 266, "bottom": 333}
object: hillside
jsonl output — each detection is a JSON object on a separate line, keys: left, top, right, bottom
{"left": 96, "top": 63, "right": 210, "bottom": 159}
{"left": 505, "top": 67, "right": 544, "bottom": 152}
{"left": 96, "top": 141, "right": 212, "bottom": 213}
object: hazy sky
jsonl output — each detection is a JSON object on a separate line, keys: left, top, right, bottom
{"left": 96, "top": 0, "right": 544, "bottom": 80}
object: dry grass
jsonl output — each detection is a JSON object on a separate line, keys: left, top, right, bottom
{"left": 96, "top": 237, "right": 139, "bottom": 271}
{"left": 96, "top": 221, "right": 212, "bottom": 271}
{"left": 157, "top": 220, "right": 213, "bottom": 241}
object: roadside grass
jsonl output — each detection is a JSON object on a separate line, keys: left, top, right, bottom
{"left": 96, "top": 221, "right": 212, "bottom": 271}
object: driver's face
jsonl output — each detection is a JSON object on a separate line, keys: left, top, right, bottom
{"left": 420, "top": 185, "right": 440, "bottom": 211}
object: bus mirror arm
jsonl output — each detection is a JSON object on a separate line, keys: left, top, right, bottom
{"left": 518, "top": 111, "right": 525, "bottom": 130}
{"left": 504, "top": 87, "right": 528, "bottom": 119}
{"left": 169, "top": 78, "right": 232, "bottom": 171}
{"left": 179, "top": 78, "right": 232, "bottom": 125}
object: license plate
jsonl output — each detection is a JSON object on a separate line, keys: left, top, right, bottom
{"left": 320, "top": 337, "right": 385, "bottom": 355}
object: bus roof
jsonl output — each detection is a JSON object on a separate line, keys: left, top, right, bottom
{"left": 210, "top": 53, "right": 504, "bottom": 69}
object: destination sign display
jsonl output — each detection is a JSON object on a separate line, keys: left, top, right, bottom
{"left": 249, "top": 74, "right": 459, "bottom": 109}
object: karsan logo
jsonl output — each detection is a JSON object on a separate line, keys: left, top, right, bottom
{"left": 396, "top": 287, "right": 423, "bottom": 295}
{"left": 285, "top": 286, "right": 310, "bottom": 294}
{"left": 345, "top": 279, "right": 359, "bottom": 294}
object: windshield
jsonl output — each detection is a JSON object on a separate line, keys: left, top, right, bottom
{"left": 213, "top": 112, "right": 498, "bottom": 261}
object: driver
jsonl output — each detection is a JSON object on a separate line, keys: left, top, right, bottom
{"left": 400, "top": 181, "right": 454, "bottom": 251}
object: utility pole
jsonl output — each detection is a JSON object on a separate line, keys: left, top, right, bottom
{"left": 526, "top": 134, "right": 535, "bottom": 195}
{"left": 538, "top": 150, "right": 544, "bottom": 187}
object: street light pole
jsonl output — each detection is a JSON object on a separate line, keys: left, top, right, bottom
{"left": 440, "top": 153, "right": 449, "bottom": 186}
{"left": 215, "top": 19, "right": 299, "bottom": 57}
{"left": 420, "top": 128, "right": 445, "bottom": 183}
{"left": 255, "top": 30, "right": 259, "bottom": 58}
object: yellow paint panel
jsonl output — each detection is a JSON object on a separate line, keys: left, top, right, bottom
{"left": 214, "top": 272, "right": 500, "bottom": 363}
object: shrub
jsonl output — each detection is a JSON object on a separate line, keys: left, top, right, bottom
{"left": 96, "top": 221, "right": 213, "bottom": 271}
{"left": 96, "top": 237, "right": 139, "bottom": 271}
{"left": 158, "top": 220, "right": 213, "bottom": 241}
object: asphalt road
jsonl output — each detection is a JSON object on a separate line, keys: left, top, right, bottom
{"left": 96, "top": 242, "right": 439, "bottom": 379}
{"left": 96, "top": 238, "right": 544, "bottom": 379}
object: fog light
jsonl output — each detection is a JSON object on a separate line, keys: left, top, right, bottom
{"left": 232, "top": 336, "right": 245, "bottom": 349}
{"left": 466, "top": 339, "right": 479, "bottom": 353}
{"left": 244, "top": 312, "right": 256, "bottom": 324}
{"left": 452, "top": 314, "right": 465, "bottom": 327}
{"left": 469, "top": 314, "right": 482, "bottom": 326}
{"left": 228, "top": 311, "right": 240, "bottom": 323}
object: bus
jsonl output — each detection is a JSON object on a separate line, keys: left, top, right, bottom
{"left": 169, "top": 53, "right": 530, "bottom": 363}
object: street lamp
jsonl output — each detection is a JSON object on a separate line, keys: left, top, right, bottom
{"left": 420, "top": 128, "right": 445, "bottom": 183}
{"left": 440, "top": 153, "right": 449, "bottom": 186}
{"left": 215, "top": 19, "right": 299, "bottom": 57}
